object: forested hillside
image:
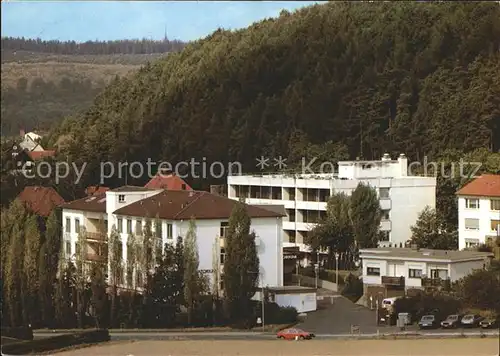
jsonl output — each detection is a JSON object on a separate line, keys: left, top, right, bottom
{"left": 49, "top": 2, "right": 499, "bottom": 190}
{"left": 1, "top": 37, "right": 186, "bottom": 136}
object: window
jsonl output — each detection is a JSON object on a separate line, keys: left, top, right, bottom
{"left": 379, "top": 188, "right": 390, "bottom": 199}
{"left": 367, "top": 267, "right": 380, "bottom": 276}
{"left": 219, "top": 280, "right": 224, "bottom": 291}
{"left": 65, "top": 218, "right": 71, "bottom": 233}
{"left": 430, "top": 269, "right": 448, "bottom": 279}
{"left": 119, "top": 194, "right": 125, "bottom": 203}
{"left": 220, "top": 247, "right": 226, "bottom": 264}
{"left": 380, "top": 231, "right": 390, "bottom": 241}
{"left": 491, "top": 199, "right": 500, "bottom": 211}
{"left": 181, "top": 184, "right": 186, "bottom": 190}
{"left": 117, "top": 218, "right": 123, "bottom": 233}
{"left": 220, "top": 222, "right": 229, "bottom": 238}
{"left": 167, "top": 223, "right": 173, "bottom": 239}
{"left": 286, "top": 209, "right": 295, "bottom": 222}
{"left": 75, "top": 219, "right": 80, "bottom": 234}
{"left": 409, "top": 269, "right": 422, "bottom": 279}
{"left": 491, "top": 220, "right": 500, "bottom": 232}
{"left": 465, "top": 241, "right": 479, "bottom": 248}
{"left": 135, "top": 220, "right": 142, "bottom": 235}
{"left": 465, "top": 198, "right": 479, "bottom": 209}
{"left": 126, "top": 219, "right": 132, "bottom": 234}
{"left": 464, "top": 218, "right": 480, "bottom": 230}
{"left": 65, "top": 241, "right": 71, "bottom": 255}
{"left": 381, "top": 210, "right": 390, "bottom": 220}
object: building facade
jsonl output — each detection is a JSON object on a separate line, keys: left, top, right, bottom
{"left": 227, "top": 153, "right": 436, "bottom": 252}
{"left": 60, "top": 186, "right": 284, "bottom": 294}
{"left": 456, "top": 174, "right": 500, "bottom": 250}
{"left": 359, "top": 247, "right": 493, "bottom": 303}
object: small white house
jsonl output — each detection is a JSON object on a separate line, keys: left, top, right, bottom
{"left": 456, "top": 174, "right": 500, "bottom": 250}
{"left": 359, "top": 247, "right": 493, "bottom": 302}
{"left": 267, "top": 286, "right": 317, "bottom": 313}
{"left": 60, "top": 186, "right": 285, "bottom": 294}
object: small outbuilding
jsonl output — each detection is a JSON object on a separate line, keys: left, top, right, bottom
{"left": 267, "top": 286, "right": 317, "bottom": 313}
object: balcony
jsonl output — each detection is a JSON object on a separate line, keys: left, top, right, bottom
{"left": 86, "top": 253, "right": 107, "bottom": 263}
{"left": 87, "top": 231, "right": 106, "bottom": 241}
{"left": 422, "top": 277, "right": 451, "bottom": 290}
{"left": 381, "top": 276, "right": 405, "bottom": 286}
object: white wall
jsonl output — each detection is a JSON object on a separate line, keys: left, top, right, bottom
{"left": 458, "top": 196, "right": 500, "bottom": 250}
{"left": 62, "top": 209, "right": 106, "bottom": 257}
{"left": 449, "top": 259, "right": 487, "bottom": 281}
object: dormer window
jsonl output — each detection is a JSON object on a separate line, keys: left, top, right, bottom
{"left": 119, "top": 194, "right": 125, "bottom": 203}
{"left": 182, "top": 184, "right": 186, "bottom": 190}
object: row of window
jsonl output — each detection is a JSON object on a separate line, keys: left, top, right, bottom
{"left": 465, "top": 198, "right": 500, "bottom": 211}
{"left": 115, "top": 218, "right": 173, "bottom": 239}
{"left": 65, "top": 217, "right": 81, "bottom": 233}
{"left": 366, "top": 267, "right": 447, "bottom": 279}
{"left": 464, "top": 218, "right": 500, "bottom": 231}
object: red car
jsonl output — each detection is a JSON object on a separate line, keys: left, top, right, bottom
{"left": 277, "top": 328, "right": 315, "bottom": 340}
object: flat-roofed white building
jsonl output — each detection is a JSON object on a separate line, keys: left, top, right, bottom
{"left": 456, "top": 174, "right": 500, "bottom": 250}
{"left": 359, "top": 247, "right": 493, "bottom": 302}
{"left": 227, "top": 153, "right": 436, "bottom": 252}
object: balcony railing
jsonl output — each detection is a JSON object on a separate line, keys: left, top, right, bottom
{"left": 87, "top": 231, "right": 106, "bottom": 241}
{"left": 381, "top": 276, "right": 405, "bottom": 286}
{"left": 422, "top": 277, "right": 451, "bottom": 289}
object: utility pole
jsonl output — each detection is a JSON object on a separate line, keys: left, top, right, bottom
{"left": 335, "top": 252, "right": 339, "bottom": 291}
{"left": 262, "top": 283, "right": 265, "bottom": 332}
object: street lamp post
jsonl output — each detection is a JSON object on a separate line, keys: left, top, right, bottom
{"left": 334, "top": 252, "right": 340, "bottom": 289}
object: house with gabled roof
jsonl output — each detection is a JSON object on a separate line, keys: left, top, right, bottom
{"left": 456, "top": 174, "right": 500, "bottom": 250}
{"left": 144, "top": 171, "right": 192, "bottom": 191}
{"left": 60, "top": 185, "right": 285, "bottom": 294}
{"left": 16, "top": 186, "right": 65, "bottom": 217}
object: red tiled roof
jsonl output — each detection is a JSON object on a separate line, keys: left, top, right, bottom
{"left": 27, "top": 150, "right": 56, "bottom": 160}
{"left": 145, "top": 173, "right": 192, "bottom": 191}
{"left": 60, "top": 193, "right": 107, "bottom": 213}
{"left": 114, "top": 190, "right": 284, "bottom": 220}
{"left": 16, "top": 186, "right": 65, "bottom": 217}
{"left": 456, "top": 174, "right": 500, "bottom": 198}
{"left": 85, "top": 186, "right": 109, "bottom": 196}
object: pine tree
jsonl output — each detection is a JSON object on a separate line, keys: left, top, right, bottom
{"left": 349, "top": 183, "right": 382, "bottom": 249}
{"left": 38, "top": 210, "right": 61, "bottom": 327}
{"left": 223, "top": 201, "right": 259, "bottom": 324}
{"left": 409, "top": 207, "right": 458, "bottom": 249}
{"left": 108, "top": 225, "right": 122, "bottom": 327}
{"left": 183, "top": 218, "right": 200, "bottom": 326}
{"left": 22, "top": 214, "right": 41, "bottom": 326}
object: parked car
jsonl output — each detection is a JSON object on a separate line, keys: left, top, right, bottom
{"left": 440, "top": 314, "right": 462, "bottom": 329}
{"left": 277, "top": 328, "right": 315, "bottom": 340}
{"left": 461, "top": 314, "right": 484, "bottom": 328}
{"left": 418, "top": 315, "right": 438, "bottom": 329}
{"left": 479, "top": 316, "right": 498, "bottom": 329}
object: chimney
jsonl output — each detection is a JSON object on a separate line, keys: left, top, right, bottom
{"left": 381, "top": 153, "right": 391, "bottom": 161}
{"left": 189, "top": 191, "right": 194, "bottom": 197}
{"left": 398, "top": 153, "right": 408, "bottom": 177}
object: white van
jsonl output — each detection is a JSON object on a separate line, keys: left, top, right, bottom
{"left": 381, "top": 297, "right": 401, "bottom": 310}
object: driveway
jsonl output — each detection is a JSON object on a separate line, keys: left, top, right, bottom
{"left": 298, "top": 295, "right": 383, "bottom": 334}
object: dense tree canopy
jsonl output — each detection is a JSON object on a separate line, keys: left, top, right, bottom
{"left": 47, "top": 2, "right": 500, "bottom": 190}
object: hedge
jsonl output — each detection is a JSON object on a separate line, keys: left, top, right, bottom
{"left": 1, "top": 329, "right": 110, "bottom": 355}
{"left": 1, "top": 327, "right": 33, "bottom": 341}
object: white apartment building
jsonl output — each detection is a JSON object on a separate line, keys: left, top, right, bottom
{"left": 360, "top": 247, "right": 493, "bottom": 301}
{"left": 227, "top": 153, "right": 436, "bottom": 252}
{"left": 456, "top": 174, "right": 500, "bottom": 250}
{"left": 60, "top": 186, "right": 284, "bottom": 293}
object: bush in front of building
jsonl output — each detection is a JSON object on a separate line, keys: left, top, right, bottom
{"left": 253, "top": 302, "right": 298, "bottom": 325}
{"left": 1, "top": 329, "right": 110, "bottom": 355}
{"left": 1, "top": 326, "right": 33, "bottom": 341}
{"left": 341, "top": 273, "right": 363, "bottom": 302}
{"left": 393, "top": 293, "right": 462, "bottom": 321}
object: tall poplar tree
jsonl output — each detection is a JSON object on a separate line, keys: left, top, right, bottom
{"left": 108, "top": 225, "right": 122, "bottom": 327}
{"left": 349, "top": 183, "right": 382, "bottom": 249}
{"left": 223, "top": 201, "right": 259, "bottom": 323}
{"left": 23, "top": 214, "right": 41, "bottom": 326}
{"left": 183, "top": 218, "right": 200, "bottom": 325}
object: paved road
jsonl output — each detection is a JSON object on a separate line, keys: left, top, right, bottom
{"left": 33, "top": 330, "right": 499, "bottom": 341}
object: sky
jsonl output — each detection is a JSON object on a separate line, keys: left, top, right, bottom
{"left": 1, "top": 1, "right": 326, "bottom": 42}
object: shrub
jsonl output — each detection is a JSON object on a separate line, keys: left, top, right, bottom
{"left": 393, "top": 293, "right": 462, "bottom": 321}
{"left": 341, "top": 273, "right": 363, "bottom": 302}
{"left": 254, "top": 302, "right": 298, "bottom": 325}
{"left": 0, "top": 326, "right": 33, "bottom": 340}
{"left": 1, "top": 329, "right": 110, "bottom": 355}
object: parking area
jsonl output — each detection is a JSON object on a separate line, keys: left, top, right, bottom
{"left": 297, "top": 295, "right": 384, "bottom": 334}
